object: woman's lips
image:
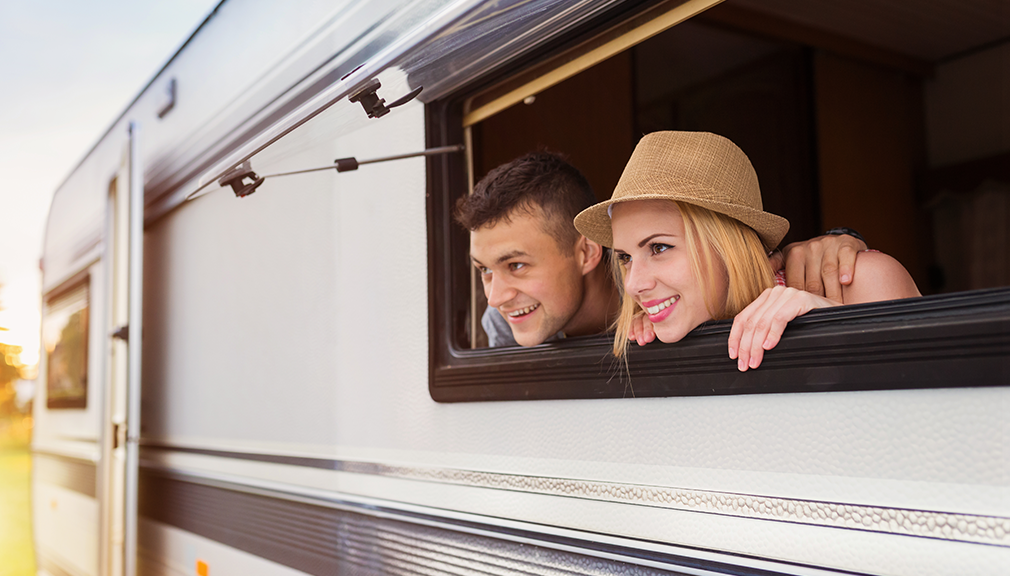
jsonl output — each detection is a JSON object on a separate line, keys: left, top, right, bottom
{"left": 642, "top": 295, "right": 679, "bottom": 323}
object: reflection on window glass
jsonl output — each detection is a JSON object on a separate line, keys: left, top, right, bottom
{"left": 44, "top": 283, "right": 89, "bottom": 409}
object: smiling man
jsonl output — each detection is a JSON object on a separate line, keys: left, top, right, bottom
{"left": 455, "top": 152, "right": 867, "bottom": 347}
{"left": 456, "top": 153, "right": 618, "bottom": 346}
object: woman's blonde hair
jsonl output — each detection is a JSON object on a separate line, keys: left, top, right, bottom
{"left": 611, "top": 201, "right": 774, "bottom": 358}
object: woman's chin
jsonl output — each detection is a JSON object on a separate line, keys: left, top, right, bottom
{"left": 653, "top": 320, "right": 705, "bottom": 344}
{"left": 653, "top": 326, "right": 689, "bottom": 344}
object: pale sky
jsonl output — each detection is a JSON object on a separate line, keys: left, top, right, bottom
{"left": 0, "top": 0, "right": 221, "bottom": 369}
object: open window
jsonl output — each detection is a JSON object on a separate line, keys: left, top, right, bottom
{"left": 427, "top": 0, "right": 1010, "bottom": 401}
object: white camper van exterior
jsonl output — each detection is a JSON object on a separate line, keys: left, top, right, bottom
{"left": 33, "top": 1, "right": 1009, "bottom": 575}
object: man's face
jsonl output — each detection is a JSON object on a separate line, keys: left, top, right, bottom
{"left": 470, "top": 210, "right": 585, "bottom": 346}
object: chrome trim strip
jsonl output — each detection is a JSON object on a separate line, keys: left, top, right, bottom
{"left": 140, "top": 445, "right": 1010, "bottom": 548}
{"left": 140, "top": 466, "right": 861, "bottom": 576}
{"left": 125, "top": 121, "right": 144, "bottom": 576}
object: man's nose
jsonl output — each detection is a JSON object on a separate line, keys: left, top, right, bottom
{"left": 486, "top": 275, "right": 517, "bottom": 308}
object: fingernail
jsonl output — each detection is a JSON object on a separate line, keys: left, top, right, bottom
{"left": 738, "top": 358, "right": 746, "bottom": 372}
{"left": 763, "top": 338, "right": 772, "bottom": 349}
{"left": 749, "top": 356, "right": 760, "bottom": 369}
{"left": 841, "top": 274, "right": 850, "bottom": 283}
{"left": 728, "top": 347, "right": 736, "bottom": 359}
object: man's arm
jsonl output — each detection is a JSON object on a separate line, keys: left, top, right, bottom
{"left": 770, "top": 229, "right": 867, "bottom": 303}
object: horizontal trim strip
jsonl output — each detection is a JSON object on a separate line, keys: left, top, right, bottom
{"left": 142, "top": 444, "right": 1010, "bottom": 548}
{"left": 141, "top": 468, "right": 866, "bottom": 576}
{"left": 37, "top": 551, "right": 78, "bottom": 576}
{"left": 33, "top": 452, "right": 97, "bottom": 498}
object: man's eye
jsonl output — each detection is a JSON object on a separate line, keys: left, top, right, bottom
{"left": 475, "top": 265, "right": 490, "bottom": 275}
{"left": 509, "top": 262, "right": 527, "bottom": 272}
{"left": 650, "top": 243, "right": 672, "bottom": 255}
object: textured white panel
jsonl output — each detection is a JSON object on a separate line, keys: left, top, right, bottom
{"left": 33, "top": 484, "right": 98, "bottom": 576}
{"left": 142, "top": 120, "right": 342, "bottom": 446}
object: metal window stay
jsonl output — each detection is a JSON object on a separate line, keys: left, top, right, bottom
{"left": 214, "top": 142, "right": 465, "bottom": 198}
{"left": 183, "top": 0, "right": 637, "bottom": 203}
{"left": 189, "top": 77, "right": 463, "bottom": 199}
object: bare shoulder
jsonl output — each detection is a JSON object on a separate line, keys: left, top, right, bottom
{"left": 841, "top": 251, "right": 921, "bottom": 305}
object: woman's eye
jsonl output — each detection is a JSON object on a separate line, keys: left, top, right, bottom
{"left": 616, "top": 253, "right": 631, "bottom": 266}
{"left": 650, "top": 243, "right": 672, "bottom": 255}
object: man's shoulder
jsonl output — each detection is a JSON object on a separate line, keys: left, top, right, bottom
{"left": 482, "top": 306, "right": 518, "bottom": 347}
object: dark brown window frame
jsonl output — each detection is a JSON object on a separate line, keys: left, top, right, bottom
{"left": 426, "top": 95, "right": 1010, "bottom": 402}
{"left": 424, "top": 5, "right": 1010, "bottom": 403}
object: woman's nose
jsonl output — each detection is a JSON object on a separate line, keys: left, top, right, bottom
{"left": 624, "top": 259, "right": 655, "bottom": 295}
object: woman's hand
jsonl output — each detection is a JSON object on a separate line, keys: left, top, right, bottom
{"left": 628, "top": 313, "right": 656, "bottom": 346}
{"left": 728, "top": 286, "right": 838, "bottom": 371}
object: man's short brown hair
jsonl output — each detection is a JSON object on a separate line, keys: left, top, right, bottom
{"left": 454, "top": 152, "right": 595, "bottom": 253}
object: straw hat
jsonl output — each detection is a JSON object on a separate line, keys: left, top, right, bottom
{"left": 574, "top": 131, "right": 789, "bottom": 249}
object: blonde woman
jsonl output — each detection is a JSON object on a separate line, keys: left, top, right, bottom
{"left": 574, "top": 131, "right": 920, "bottom": 370}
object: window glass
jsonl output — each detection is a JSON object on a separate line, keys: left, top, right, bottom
{"left": 44, "top": 282, "right": 89, "bottom": 409}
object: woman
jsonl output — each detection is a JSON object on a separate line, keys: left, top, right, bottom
{"left": 573, "top": 131, "right": 920, "bottom": 370}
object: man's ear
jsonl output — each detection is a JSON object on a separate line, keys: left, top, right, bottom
{"left": 575, "top": 235, "right": 604, "bottom": 276}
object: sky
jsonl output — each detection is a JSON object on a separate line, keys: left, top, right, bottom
{"left": 0, "top": 0, "right": 221, "bottom": 370}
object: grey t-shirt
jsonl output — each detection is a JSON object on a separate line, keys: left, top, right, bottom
{"left": 481, "top": 306, "right": 563, "bottom": 347}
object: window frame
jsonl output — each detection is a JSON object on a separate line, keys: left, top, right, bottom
{"left": 424, "top": 11, "right": 1010, "bottom": 404}
{"left": 43, "top": 272, "right": 92, "bottom": 410}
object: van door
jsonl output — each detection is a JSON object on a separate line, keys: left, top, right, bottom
{"left": 99, "top": 123, "right": 143, "bottom": 576}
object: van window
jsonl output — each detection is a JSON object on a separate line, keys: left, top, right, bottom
{"left": 43, "top": 280, "right": 90, "bottom": 409}
{"left": 426, "top": 1, "right": 1010, "bottom": 401}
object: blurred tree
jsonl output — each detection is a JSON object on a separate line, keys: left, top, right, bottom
{"left": 1, "top": 343, "right": 22, "bottom": 418}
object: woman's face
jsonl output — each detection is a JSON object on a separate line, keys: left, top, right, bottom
{"left": 611, "top": 200, "right": 725, "bottom": 343}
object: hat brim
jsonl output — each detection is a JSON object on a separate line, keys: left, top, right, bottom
{"left": 575, "top": 190, "right": 789, "bottom": 250}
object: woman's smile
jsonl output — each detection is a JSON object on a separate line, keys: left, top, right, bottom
{"left": 641, "top": 295, "right": 680, "bottom": 322}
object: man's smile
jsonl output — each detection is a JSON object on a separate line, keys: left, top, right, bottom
{"left": 504, "top": 303, "right": 541, "bottom": 322}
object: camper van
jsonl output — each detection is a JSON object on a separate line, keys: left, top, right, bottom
{"left": 32, "top": 0, "right": 1009, "bottom": 574}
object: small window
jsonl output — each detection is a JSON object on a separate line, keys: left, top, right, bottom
{"left": 426, "top": 2, "right": 1010, "bottom": 402}
{"left": 43, "top": 279, "right": 90, "bottom": 409}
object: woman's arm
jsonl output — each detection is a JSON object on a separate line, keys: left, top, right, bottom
{"left": 727, "top": 287, "right": 838, "bottom": 371}
{"left": 729, "top": 251, "right": 920, "bottom": 371}
{"left": 840, "top": 251, "right": 920, "bottom": 304}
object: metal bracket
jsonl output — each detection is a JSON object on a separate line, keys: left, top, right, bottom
{"left": 349, "top": 79, "right": 423, "bottom": 119}
{"left": 218, "top": 161, "right": 265, "bottom": 198}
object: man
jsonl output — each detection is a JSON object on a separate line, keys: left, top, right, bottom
{"left": 455, "top": 152, "right": 866, "bottom": 347}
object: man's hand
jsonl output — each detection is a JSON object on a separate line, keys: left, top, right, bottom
{"left": 628, "top": 314, "right": 656, "bottom": 346}
{"left": 770, "top": 233, "right": 867, "bottom": 303}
